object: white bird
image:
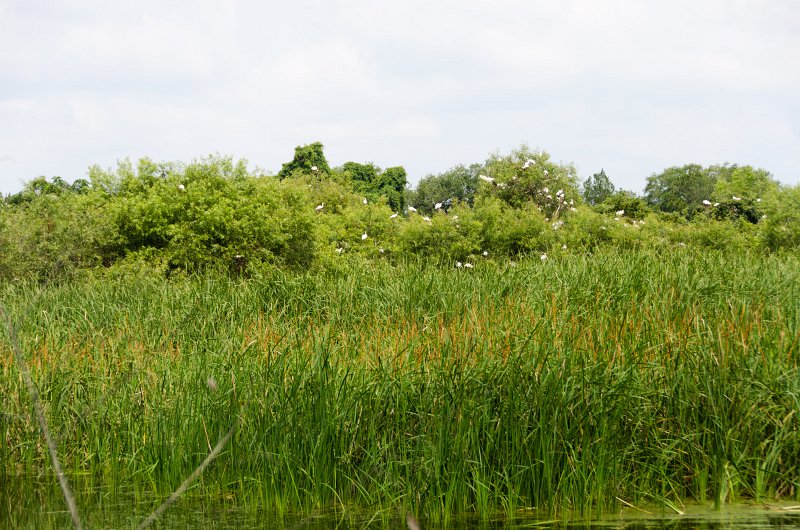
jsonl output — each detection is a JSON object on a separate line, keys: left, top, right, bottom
{"left": 456, "top": 262, "right": 463, "bottom": 268}
{"left": 379, "top": 248, "right": 385, "bottom": 253}
{"left": 336, "top": 247, "right": 344, "bottom": 254}
{"left": 732, "top": 195, "right": 741, "bottom": 201}
{"left": 434, "top": 202, "right": 442, "bottom": 210}
{"left": 361, "top": 232, "right": 368, "bottom": 240}
{"left": 452, "top": 215, "right": 459, "bottom": 221}
{"left": 540, "top": 254, "right": 547, "bottom": 261}
{"left": 423, "top": 216, "right": 431, "bottom": 222}
{"left": 757, "top": 198, "right": 762, "bottom": 203}
{"left": 616, "top": 209, "right": 625, "bottom": 217}
{"left": 543, "top": 169, "right": 549, "bottom": 176}
{"left": 522, "top": 158, "right": 535, "bottom": 169}
{"left": 465, "top": 263, "right": 474, "bottom": 268}
{"left": 390, "top": 212, "right": 398, "bottom": 219}
{"left": 479, "top": 174, "right": 494, "bottom": 183}
{"left": 714, "top": 202, "right": 720, "bottom": 207}
{"left": 363, "top": 197, "right": 368, "bottom": 205}
{"left": 542, "top": 187, "right": 549, "bottom": 194}
{"left": 315, "top": 203, "right": 324, "bottom": 212}
{"left": 408, "top": 206, "right": 417, "bottom": 213}
{"left": 702, "top": 200, "right": 712, "bottom": 206}
{"left": 562, "top": 244, "right": 568, "bottom": 251}
{"left": 178, "top": 184, "right": 185, "bottom": 191}
{"left": 311, "top": 165, "right": 318, "bottom": 172}
{"left": 483, "top": 251, "right": 489, "bottom": 257}
{"left": 556, "top": 189, "right": 564, "bottom": 197}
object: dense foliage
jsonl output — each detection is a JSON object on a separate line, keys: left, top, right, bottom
{"left": 0, "top": 143, "right": 798, "bottom": 282}
{"left": 1, "top": 251, "right": 798, "bottom": 524}
{"left": 1, "top": 143, "right": 799, "bottom": 524}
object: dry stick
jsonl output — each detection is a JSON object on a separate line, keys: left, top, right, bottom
{"left": 136, "top": 418, "right": 238, "bottom": 530}
{"left": 0, "top": 303, "right": 83, "bottom": 530}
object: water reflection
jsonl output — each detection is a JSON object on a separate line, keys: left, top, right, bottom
{"left": 3, "top": 482, "right": 799, "bottom": 529}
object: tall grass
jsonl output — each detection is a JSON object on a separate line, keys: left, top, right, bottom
{"left": 1, "top": 248, "right": 799, "bottom": 523}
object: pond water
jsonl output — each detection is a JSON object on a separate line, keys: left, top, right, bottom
{"left": 3, "top": 483, "right": 799, "bottom": 529}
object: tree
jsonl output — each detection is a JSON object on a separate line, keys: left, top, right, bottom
{"left": 339, "top": 162, "right": 407, "bottom": 212}
{"left": 341, "top": 161, "right": 379, "bottom": 195}
{"left": 712, "top": 165, "right": 779, "bottom": 203}
{"left": 408, "top": 164, "right": 481, "bottom": 214}
{"left": 597, "top": 190, "right": 651, "bottom": 220}
{"left": 277, "top": 142, "right": 331, "bottom": 179}
{"left": 479, "top": 146, "right": 580, "bottom": 218}
{"left": 377, "top": 166, "right": 407, "bottom": 212}
{"left": 582, "top": 169, "right": 615, "bottom": 206}
{"left": 644, "top": 164, "right": 717, "bottom": 217}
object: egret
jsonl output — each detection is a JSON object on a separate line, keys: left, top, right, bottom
{"left": 757, "top": 198, "right": 762, "bottom": 202}
{"left": 542, "top": 187, "right": 549, "bottom": 194}
{"left": 363, "top": 197, "right": 368, "bottom": 205}
{"left": 311, "top": 165, "right": 318, "bottom": 172}
{"left": 522, "top": 158, "right": 535, "bottom": 169}
{"left": 543, "top": 169, "right": 549, "bottom": 176}
{"left": 408, "top": 206, "right": 417, "bottom": 213}
{"left": 390, "top": 213, "right": 398, "bottom": 219}
{"left": 379, "top": 248, "right": 385, "bottom": 253}
{"left": 702, "top": 200, "right": 712, "bottom": 206}
{"left": 714, "top": 202, "right": 720, "bottom": 207}
{"left": 452, "top": 215, "right": 459, "bottom": 221}
{"left": 479, "top": 174, "right": 494, "bottom": 183}
{"left": 362, "top": 232, "right": 368, "bottom": 240}
{"left": 733, "top": 195, "right": 741, "bottom": 201}
{"left": 616, "top": 209, "right": 625, "bottom": 217}
{"left": 465, "top": 263, "right": 474, "bottom": 268}
{"left": 423, "top": 216, "right": 431, "bottom": 222}
{"left": 178, "top": 184, "right": 185, "bottom": 191}
{"left": 336, "top": 247, "right": 344, "bottom": 254}
{"left": 456, "top": 262, "right": 463, "bottom": 268}
{"left": 556, "top": 189, "right": 564, "bottom": 197}
{"left": 434, "top": 202, "right": 442, "bottom": 210}
{"left": 483, "top": 251, "right": 489, "bottom": 257}
{"left": 562, "top": 244, "right": 568, "bottom": 250}
{"left": 315, "top": 203, "right": 324, "bottom": 212}
{"left": 540, "top": 253, "right": 547, "bottom": 261}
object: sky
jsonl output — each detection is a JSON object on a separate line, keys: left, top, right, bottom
{"left": 1, "top": 0, "right": 799, "bottom": 195}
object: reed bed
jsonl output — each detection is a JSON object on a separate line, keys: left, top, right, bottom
{"left": 1, "top": 248, "right": 799, "bottom": 523}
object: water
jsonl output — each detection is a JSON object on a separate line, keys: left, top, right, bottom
{"left": 3, "top": 478, "right": 799, "bottom": 529}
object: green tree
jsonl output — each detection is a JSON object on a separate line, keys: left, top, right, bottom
{"left": 409, "top": 164, "right": 481, "bottom": 214}
{"left": 597, "top": 190, "right": 651, "bottom": 220}
{"left": 712, "top": 165, "right": 779, "bottom": 203}
{"left": 582, "top": 169, "right": 615, "bottom": 206}
{"left": 277, "top": 142, "right": 331, "bottom": 179}
{"left": 339, "top": 162, "right": 407, "bottom": 212}
{"left": 377, "top": 166, "right": 407, "bottom": 212}
{"left": 479, "top": 146, "right": 580, "bottom": 218}
{"left": 644, "top": 164, "right": 717, "bottom": 217}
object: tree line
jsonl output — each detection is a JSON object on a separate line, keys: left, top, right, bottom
{"left": 1, "top": 143, "right": 798, "bottom": 280}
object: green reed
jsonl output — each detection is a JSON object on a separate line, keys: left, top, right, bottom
{"left": 1, "top": 248, "right": 798, "bottom": 524}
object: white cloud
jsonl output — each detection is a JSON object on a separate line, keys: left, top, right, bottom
{"left": 1, "top": 0, "right": 798, "bottom": 194}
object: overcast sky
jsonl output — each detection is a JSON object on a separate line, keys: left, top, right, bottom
{"left": 1, "top": 0, "right": 799, "bottom": 195}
